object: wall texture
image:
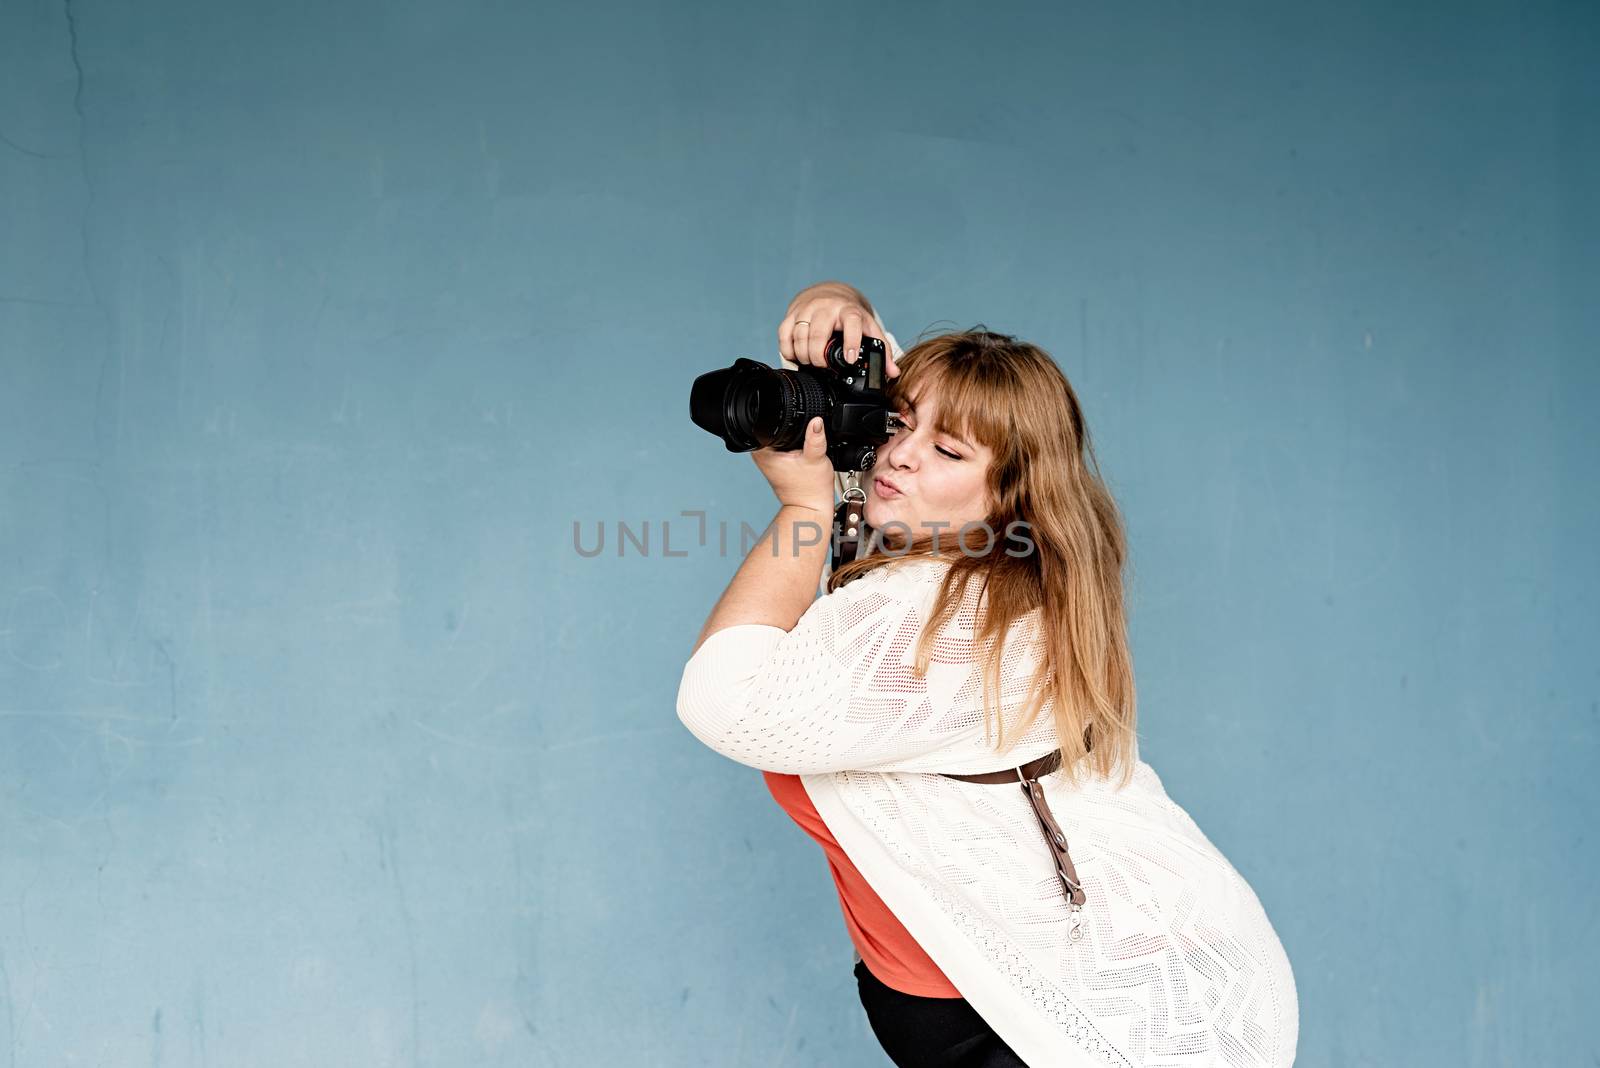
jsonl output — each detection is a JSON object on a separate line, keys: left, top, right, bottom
{"left": 2, "top": 0, "right": 1595, "bottom": 1064}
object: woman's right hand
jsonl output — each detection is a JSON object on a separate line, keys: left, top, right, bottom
{"left": 778, "top": 284, "right": 901, "bottom": 379}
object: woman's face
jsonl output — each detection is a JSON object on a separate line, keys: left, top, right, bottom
{"left": 864, "top": 383, "right": 994, "bottom": 541}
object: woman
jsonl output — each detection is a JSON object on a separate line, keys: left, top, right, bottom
{"left": 677, "top": 281, "right": 1299, "bottom": 1067}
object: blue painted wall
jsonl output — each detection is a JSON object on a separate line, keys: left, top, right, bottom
{"left": 2, "top": 0, "right": 1595, "bottom": 1063}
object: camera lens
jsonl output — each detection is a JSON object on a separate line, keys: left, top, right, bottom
{"left": 689, "top": 359, "right": 830, "bottom": 452}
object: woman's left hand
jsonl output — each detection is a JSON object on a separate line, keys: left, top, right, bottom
{"left": 751, "top": 416, "right": 835, "bottom": 515}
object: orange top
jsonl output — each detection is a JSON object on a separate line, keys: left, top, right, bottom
{"left": 762, "top": 771, "right": 963, "bottom": 999}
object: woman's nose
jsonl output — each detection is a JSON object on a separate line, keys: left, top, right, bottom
{"left": 882, "top": 436, "right": 916, "bottom": 470}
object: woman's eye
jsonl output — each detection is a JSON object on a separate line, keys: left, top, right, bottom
{"left": 898, "top": 420, "right": 961, "bottom": 460}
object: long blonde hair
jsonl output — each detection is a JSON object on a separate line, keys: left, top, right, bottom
{"left": 829, "top": 328, "right": 1138, "bottom": 787}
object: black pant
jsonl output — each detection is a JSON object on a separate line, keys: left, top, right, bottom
{"left": 853, "top": 959, "right": 1029, "bottom": 1067}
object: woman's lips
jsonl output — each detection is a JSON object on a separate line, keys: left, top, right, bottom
{"left": 873, "top": 477, "right": 903, "bottom": 499}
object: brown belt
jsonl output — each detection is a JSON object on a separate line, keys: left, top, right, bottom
{"left": 941, "top": 750, "right": 1087, "bottom": 939}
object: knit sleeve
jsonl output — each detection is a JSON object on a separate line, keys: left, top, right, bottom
{"left": 675, "top": 562, "right": 1010, "bottom": 774}
{"left": 882, "top": 322, "right": 903, "bottom": 360}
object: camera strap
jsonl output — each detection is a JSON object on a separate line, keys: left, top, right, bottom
{"left": 830, "top": 472, "right": 870, "bottom": 573}
{"left": 943, "top": 751, "right": 1088, "bottom": 941}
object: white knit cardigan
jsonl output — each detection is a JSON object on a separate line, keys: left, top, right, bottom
{"left": 676, "top": 545, "right": 1300, "bottom": 1063}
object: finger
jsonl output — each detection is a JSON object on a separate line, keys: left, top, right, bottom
{"left": 792, "top": 317, "right": 813, "bottom": 366}
{"left": 807, "top": 415, "right": 826, "bottom": 455}
{"left": 842, "top": 310, "right": 863, "bottom": 364}
{"left": 777, "top": 317, "right": 794, "bottom": 365}
{"left": 810, "top": 303, "right": 834, "bottom": 367}
{"left": 876, "top": 322, "right": 899, "bottom": 377}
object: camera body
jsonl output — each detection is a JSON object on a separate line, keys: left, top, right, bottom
{"left": 689, "top": 330, "right": 899, "bottom": 473}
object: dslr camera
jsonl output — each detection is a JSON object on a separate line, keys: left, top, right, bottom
{"left": 689, "top": 330, "right": 902, "bottom": 474}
